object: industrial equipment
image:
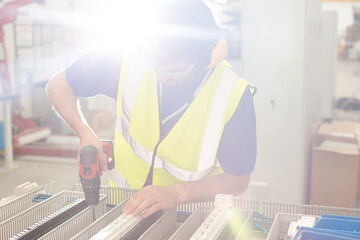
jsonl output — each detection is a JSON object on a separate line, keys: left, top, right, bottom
{"left": 0, "top": 181, "right": 39, "bottom": 206}
{"left": 0, "top": 0, "right": 45, "bottom": 94}
{"left": 189, "top": 194, "right": 234, "bottom": 240}
{"left": 0, "top": 190, "right": 106, "bottom": 240}
{"left": 10, "top": 198, "right": 87, "bottom": 240}
{"left": 79, "top": 141, "right": 114, "bottom": 221}
{"left": 2, "top": 184, "right": 360, "bottom": 239}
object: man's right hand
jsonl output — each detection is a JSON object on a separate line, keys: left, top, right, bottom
{"left": 79, "top": 130, "right": 108, "bottom": 175}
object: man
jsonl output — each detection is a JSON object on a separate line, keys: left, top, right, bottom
{"left": 46, "top": 0, "right": 256, "bottom": 219}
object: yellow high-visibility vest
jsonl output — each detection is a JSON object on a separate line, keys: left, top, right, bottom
{"left": 108, "top": 56, "right": 256, "bottom": 189}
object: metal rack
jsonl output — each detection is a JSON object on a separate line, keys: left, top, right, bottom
{"left": 2, "top": 184, "right": 360, "bottom": 239}
{"left": 266, "top": 213, "right": 317, "bottom": 240}
{"left": 73, "top": 185, "right": 360, "bottom": 239}
{"left": 0, "top": 191, "right": 106, "bottom": 240}
{"left": 71, "top": 201, "right": 129, "bottom": 240}
{"left": 0, "top": 186, "right": 45, "bottom": 223}
{"left": 74, "top": 183, "right": 214, "bottom": 212}
{"left": 38, "top": 198, "right": 107, "bottom": 240}
{"left": 171, "top": 206, "right": 235, "bottom": 240}
{"left": 71, "top": 200, "right": 174, "bottom": 240}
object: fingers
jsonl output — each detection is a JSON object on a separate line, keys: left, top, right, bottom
{"left": 142, "top": 203, "right": 162, "bottom": 218}
{"left": 123, "top": 187, "right": 154, "bottom": 216}
{"left": 132, "top": 198, "right": 151, "bottom": 216}
{"left": 122, "top": 186, "right": 175, "bottom": 219}
{"left": 123, "top": 194, "right": 148, "bottom": 215}
{"left": 98, "top": 151, "right": 108, "bottom": 172}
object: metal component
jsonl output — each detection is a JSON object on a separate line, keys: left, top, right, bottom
{"left": 71, "top": 201, "right": 128, "bottom": 240}
{"left": 38, "top": 197, "right": 106, "bottom": 240}
{"left": 91, "top": 206, "right": 96, "bottom": 222}
{"left": 118, "top": 210, "right": 163, "bottom": 240}
{"left": 138, "top": 208, "right": 177, "bottom": 240}
{"left": 0, "top": 182, "right": 40, "bottom": 207}
{"left": 189, "top": 195, "right": 234, "bottom": 240}
{"left": 267, "top": 213, "right": 320, "bottom": 240}
{"left": 89, "top": 208, "right": 164, "bottom": 240}
{"left": 286, "top": 216, "right": 316, "bottom": 239}
{"left": 90, "top": 212, "right": 143, "bottom": 240}
{"left": 0, "top": 186, "right": 45, "bottom": 223}
{"left": 3, "top": 184, "right": 360, "bottom": 240}
{"left": 74, "top": 184, "right": 137, "bottom": 206}
{"left": 0, "top": 191, "right": 105, "bottom": 240}
{"left": 11, "top": 199, "right": 86, "bottom": 239}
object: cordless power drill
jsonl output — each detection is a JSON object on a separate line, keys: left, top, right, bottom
{"left": 79, "top": 141, "right": 115, "bottom": 219}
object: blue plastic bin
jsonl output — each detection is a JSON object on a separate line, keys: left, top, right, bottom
{"left": 293, "top": 227, "right": 360, "bottom": 240}
{"left": 314, "top": 215, "right": 360, "bottom": 234}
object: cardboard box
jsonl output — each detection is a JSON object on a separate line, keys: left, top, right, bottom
{"left": 310, "top": 121, "right": 360, "bottom": 208}
{"left": 315, "top": 121, "right": 360, "bottom": 144}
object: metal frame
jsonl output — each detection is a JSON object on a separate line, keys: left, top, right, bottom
{"left": 0, "top": 191, "right": 106, "bottom": 240}
{"left": 75, "top": 184, "right": 214, "bottom": 212}
{"left": 0, "top": 186, "right": 45, "bottom": 223}
{"left": 70, "top": 201, "right": 128, "bottom": 240}
{"left": 138, "top": 208, "right": 178, "bottom": 240}
{"left": 266, "top": 213, "right": 320, "bottom": 240}
{"left": 72, "top": 185, "right": 360, "bottom": 239}
{"left": 8, "top": 185, "right": 351, "bottom": 240}
{"left": 39, "top": 197, "right": 106, "bottom": 240}
{"left": 170, "top": 206, "right": 251, "bottom": 240}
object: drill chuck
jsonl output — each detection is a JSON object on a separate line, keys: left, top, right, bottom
{"left": 84, "top": 191, "right": 100, "bottom": 206}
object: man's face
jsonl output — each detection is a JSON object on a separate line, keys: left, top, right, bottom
{"left": 155, "top": 58, "right": 200, "bottom": 86}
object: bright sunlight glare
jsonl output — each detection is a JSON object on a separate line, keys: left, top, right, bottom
{"left": 88, "top": 0, "right": 162, "bottom": 54}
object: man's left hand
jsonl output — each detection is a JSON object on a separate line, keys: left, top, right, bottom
{"left": 122, "top": 185, "right": 183, "bottom": 218}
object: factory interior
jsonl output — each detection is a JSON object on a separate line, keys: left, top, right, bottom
{"left": 2, "top": 0, "right": 360, "bottom": 239}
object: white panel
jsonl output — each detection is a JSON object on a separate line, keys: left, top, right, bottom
{"left": 238, "top": 0, "right": 324, "bottom": 204}
{"left": 240, "top": 0, "right": 305, "bottom": 203}
{"left": 302, "top": 0, "right": 324, "bottom": 204}
{"left": 320, "top": 11, "right": 337, "bottom": 119}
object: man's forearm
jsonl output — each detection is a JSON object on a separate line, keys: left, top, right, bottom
{"left": 176, "top": 173, "right": 251, "bottom": 204}
{"left": 46, "top": 71, "right": 108, "bottom": 171}
{"left": 46, "top": 71, "right": 92, "bottom": 138}
{"left": 123, "top": 172, "right": 251, "bottom": 218}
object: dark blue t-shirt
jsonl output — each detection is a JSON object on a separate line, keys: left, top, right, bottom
{"left": 65, "top": 51, "right": 257, "bottom": 176}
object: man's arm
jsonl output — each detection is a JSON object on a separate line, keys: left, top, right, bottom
{"left": 123, "top": 173, "right": 250, "bottom": 218}
{"left": 46, "top": 71, "right": 107, "bottom": 171}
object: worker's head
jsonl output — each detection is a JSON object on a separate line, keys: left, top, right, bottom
{"left": 146, "top": 0, "right": 223, "bottom": 84}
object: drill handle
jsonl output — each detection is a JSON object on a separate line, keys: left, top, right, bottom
{"left": 102, "top": 140, "right": 115, "bottom": 170}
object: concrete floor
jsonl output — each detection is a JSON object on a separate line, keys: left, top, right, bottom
{"left": 0, "top": 155, "right": 110, "bottom": 199}
{"left": 0, "top": 155, "right": 78, "bottom": 198}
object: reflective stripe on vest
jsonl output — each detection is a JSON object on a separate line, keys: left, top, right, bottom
{"left": 108, "top": 168, "right": 132, "bottom": 189}
{"left": 113, "top": 57, "right": 255, "bottom": 188}
{"left": 115, "top": 117, "right": 215, "bottom": 181}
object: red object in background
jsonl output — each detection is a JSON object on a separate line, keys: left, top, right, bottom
{"left": 12, "top": 113, "right": 37, "bottom": 131}
{"left": 14, "top": 144, "right": 78, "bottom": 158}
{"left": 0, "top": 0, "right": 45, "bottom": 94}
{"left": 14, "top": 139, "right": 115, "bottom": 161}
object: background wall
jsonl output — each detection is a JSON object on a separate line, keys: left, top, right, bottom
{"left": 236, "top": 0, "right": 336, "bottom": 204}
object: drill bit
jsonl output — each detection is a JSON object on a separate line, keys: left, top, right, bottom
{"left": 90, "top": 206, "right": 96, "bottom": 222}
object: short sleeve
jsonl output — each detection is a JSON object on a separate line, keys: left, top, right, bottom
{"left": 217, "top": 89, "right": 257, "bottom": 176}
{"left": 65, "top": 51, "right": 122, "bottom": 99}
